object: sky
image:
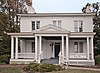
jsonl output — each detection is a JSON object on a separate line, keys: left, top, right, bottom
{"left": 32, "top": 0, "right": 100, "bottom": 13}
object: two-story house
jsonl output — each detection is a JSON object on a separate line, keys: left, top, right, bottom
{"left": 7, "top": 3, "right": 95, "bottom": 65}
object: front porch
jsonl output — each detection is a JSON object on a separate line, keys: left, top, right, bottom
{"left": 7, "top": 25, "right": 95, "bottom": 65}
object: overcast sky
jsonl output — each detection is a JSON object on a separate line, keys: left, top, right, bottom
{"left": 32, "top": 0, "right": 100, "bottom": 13}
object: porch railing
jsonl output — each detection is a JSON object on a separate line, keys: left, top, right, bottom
{"left": 18, "top": 53, "right": 35, "bottom": 59}
{"left": 58, "top": 51, "right": 67, "bottom": 64}
{"left": 38, "top": 51, "right": 43, "bottom": 63}
{"left": 70, "top": 53, "right": 87, "bottom": 59}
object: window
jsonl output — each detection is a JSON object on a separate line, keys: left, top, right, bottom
{"left": 32, "top": 42, "right": 35, "bottom": 53}
{"left": 79, "top": 21, "right": 83, "bottom": 32}
{"left": 74, "top": 42, "right": 78, "bottom": 53}
{"left": 32, "top": 21, "right": 35, "bottom": 30}
{"left": 58, "top": 21, "right": 61, "bottom": 28}
{"left": 74, "top": 42, "right": 83, "bottom": 53}
{"left": 53, "top": 21, "right": 56, "bottom": 26}
{"left": 74, "top": 21, "right": 78, "bottom": 32}
{"left": 74, "top": 20, "right": 83, "bottom": 32}
{"left": 53, "top": 20, "right": 62, "bottom": 28}
{"left": 36, "top": 21, "right": 40, "bottom": 29}
{"left": 32, "top": 21, "right": 40, "bottom": 30}
{"left": 79, "top": 42, "right": 83, "bottom": 53}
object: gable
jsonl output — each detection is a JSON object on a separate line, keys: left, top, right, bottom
{"left": 33, "top": 24, "right": 70, "bottom": 34}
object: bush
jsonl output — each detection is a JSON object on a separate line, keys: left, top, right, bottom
{"left": 0, "top": 54, "right": 10, "bottom": 64}
{"left": 95, "top": 55, "right": 100, "bottom": 65}
{"left": 23, "top": 63, "right": 39, "bottom": 72}
{"left": 23, "top": 63, "right": 63, "bottom": 72}
{"left": 38, "top": 63, "right": 55, "bottom": 72}
{"left": 54, "top": 65, "right": 63, "bottom": 71}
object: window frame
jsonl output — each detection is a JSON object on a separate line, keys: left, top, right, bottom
{"left": 74, "top": 20, "right": 83, "bottom": 32}
{"left": 74, "top": 41, "right": 83, "bottom": 53}
{"left": 32, "top": 21, "right": 40, "bottom": 30}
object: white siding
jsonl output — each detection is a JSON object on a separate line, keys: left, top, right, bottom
{"left": 20, "top": 16, "right": 93, "bottom": 32}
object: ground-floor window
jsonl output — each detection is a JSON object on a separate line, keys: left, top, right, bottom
{"left": 32, "top": 42, "right": 35, "bottom": 53}
{"left": 74, "top": 42, "right": 83, "bottom": 53}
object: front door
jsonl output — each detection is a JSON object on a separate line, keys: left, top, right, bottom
{"left": 55, "top": 43, "right": 60, "bottom": 58}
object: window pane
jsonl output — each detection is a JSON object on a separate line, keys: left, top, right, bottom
{"left": 79, "top": 42, "right": 83, "bottom": 53}
{"left": 53, "top": 21, "right": 56, "bottom": 26}
{"left": 74, "top": 21, "right": 78, "bottom": 32}
{"left": 32, "top": 42, "right": 35, "bottom": 53}
{"left": 79, "top": 21, "right": 83, "bottom": 32}
{"left": 32, "top": 21, "right": 35, "bottom": 30}
{"left": 36, "top": 21, "right": 40, "bottom": 29}
{"left": 58, "top": 21, "right": 61, "bottom": 28}
{"left": 74, "top": 42, "right": 78, "bottom": 53}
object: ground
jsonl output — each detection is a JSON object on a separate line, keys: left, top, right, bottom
{"left": 0, "top": 65, "right": 100, "bottom": 73}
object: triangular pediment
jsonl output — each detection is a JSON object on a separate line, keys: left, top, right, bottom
{"left": 33, "top": 24, "right": 70, "bottom": 34}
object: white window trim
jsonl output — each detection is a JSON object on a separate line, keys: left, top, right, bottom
{"left": 74, "top": 20, "right": 83, "bottom": 32}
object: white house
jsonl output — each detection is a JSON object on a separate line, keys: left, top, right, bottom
{"left": 7, "top": 2, "right": 96, "bottom": 65}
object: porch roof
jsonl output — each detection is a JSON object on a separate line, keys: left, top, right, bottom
{"left": 7, "top": 32, "right": 34, "bottom": 36}
{"left": 69, "top": 32, "right": 96, "bottom": 37}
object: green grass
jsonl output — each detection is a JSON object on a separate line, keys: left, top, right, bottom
{"left": 0, "top": 67, "right": 100, "bottom": 73}
{"left": 49, "top": 69, "right": 100, "bottom": 73}
{"left": 0, "top": 67, "right": 22, "bottom": 73}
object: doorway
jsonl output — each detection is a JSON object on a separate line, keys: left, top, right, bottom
{"left": 54, "top": 43, "right": 60, "bottom": 58}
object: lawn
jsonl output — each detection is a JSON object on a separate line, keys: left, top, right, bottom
{"left": 0, "top": 67, "right": 100, "bottom": 73}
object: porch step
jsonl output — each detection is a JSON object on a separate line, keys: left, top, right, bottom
{"left": 41, "top": 58, "right": 59, "bottom": 64}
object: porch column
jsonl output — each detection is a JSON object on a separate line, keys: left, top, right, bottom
{"left": 35, "top": 36, "right": 38, "bottom": 61}
{"left": 66, "top": 36, "right": 69, "bottom": 62}
{"left": 39, "top": 36, "right": 42, "bottom": 63}
{"left": 15, "top": 37, "right": 18, "bottom": 59}
{"left": 91, "top": 37, "right": 94, "bottom": 60}
{"left": 87, "top": 37, "right": 89, "bottom": 60}
{"left": 11, "top": 37, "right": 14, "bottom": 59}
{"left": 62, "top": 36, "right": 64, "bottom": 59}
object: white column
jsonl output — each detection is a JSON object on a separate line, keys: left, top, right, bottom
{"left": 87, "top": 37, "right": 90, "bottom": 60}
{"left": 91, "top": 37, "right": 94, "bottom": 60}
{"left": 53, "top": 43, "right": 55, "bottom": 58}
{"left": 39, "top": 36, "right": 42, "bottom": 63}
{"left": 15, "top": 37, "right": 18, "bottom": 59}
{"left": 62, "top": 36, "right": 64, "bottom": 58}
{"left": 66, "top": 36, "right": 69, "bottom": 62}
{"left": 35, "top": 36, "right": 38, "bottom": 61}
{"left": 11, "top": 37, "right": 14, "bottom": 59}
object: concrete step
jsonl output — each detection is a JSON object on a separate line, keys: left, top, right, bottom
{"left": 41, "top": 58, "right": 59, "bottom": 64}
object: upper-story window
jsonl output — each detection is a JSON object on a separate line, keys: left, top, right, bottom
{"left": 53, "top": 20, "right": 62, "bottom": 28}
{"left": 74, "top": 20, "right": 83, "bottom": 32}
{"left": 32, "top": 21, "right": 40, "bottom": 30}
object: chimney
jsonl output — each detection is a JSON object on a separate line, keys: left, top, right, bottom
{"left": 85, "top": 6, "right": 91, "bottom": 13}
{"left": 26, "top": 0, "right": 36, "bottom": 13}
{"left": 26, "top": 0, "right": 32, "bottom": 6}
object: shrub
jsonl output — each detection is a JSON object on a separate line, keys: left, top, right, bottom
{"left": 54, "top": 65, "right": 63, "bottom": 71}
{"left": 95, "top": 55, "right": 100, "bottom": 65}
{"left": 0, "top": 54, "right": 10, "bottom": 64}
{"left": 23, "top": 63, "right": 63, "bottom": 72}
{"left": 38, "top": 63, "right": 55, "bottom": 72}
{"left": 23, "top": 63, "right": 39, "bottom": 72}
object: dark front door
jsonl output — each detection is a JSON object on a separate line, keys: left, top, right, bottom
{"left": 55, "top": 43, "right": 60, "bottom": 58}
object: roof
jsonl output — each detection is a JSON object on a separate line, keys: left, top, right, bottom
{"left": 17, "top": 13, "right": 95, "bottom": 17}
{"left": 7, "top": 32, "right": 33, "bottom": 36}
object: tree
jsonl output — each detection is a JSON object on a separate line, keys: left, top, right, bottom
{"left": 82, "top": 2, "right": 100, "bottom": 55}
{"left": 0, "top": 0, "right": 31, "bottom": 64}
